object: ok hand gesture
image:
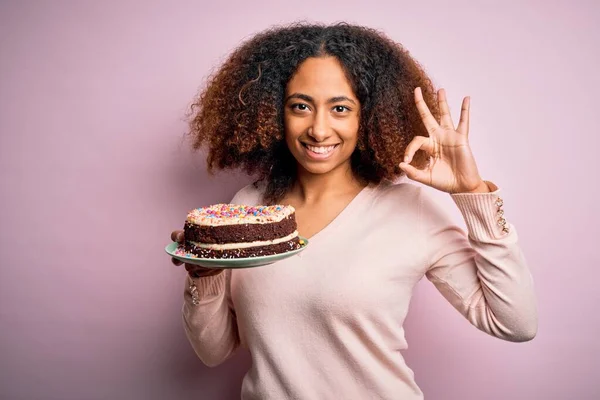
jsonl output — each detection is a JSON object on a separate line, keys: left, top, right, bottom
{"left": 399, "top": 88, "right": 489, "bottom": 194}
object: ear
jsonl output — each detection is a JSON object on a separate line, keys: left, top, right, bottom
{"left": 356, "top": 127, "right": 367, "bottom": 151}
{"left": 356, "top": 139, "right": 366, "bottom": 151}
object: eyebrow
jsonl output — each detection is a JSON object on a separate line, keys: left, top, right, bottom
{"left": 285, "top": 93, "right": 357, "bottom": 105}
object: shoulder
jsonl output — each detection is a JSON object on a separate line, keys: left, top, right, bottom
{"left": 370, "top": 179, "right": 449, "bottom": 221}
{"left": 358, "top": 179, "right": 424, "bottom": 225}
{"left": 229, "top": 180, "right": 266, "bottom": 205}
{"left": 369, "top": 179, "right": 455, "bottom": 232}
{"left": 371, "top": 179, "right": 423, "bottom": 207}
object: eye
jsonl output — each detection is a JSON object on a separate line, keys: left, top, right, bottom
{"left": 290, "top": 103, "right": 310, "bottom": 112}
{"left": 333, "top": 105, "right": 351, "bottom": 113}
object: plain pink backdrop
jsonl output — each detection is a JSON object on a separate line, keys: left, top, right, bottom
{"left": 1, "top": 1, "right": 598, "bottom": 399}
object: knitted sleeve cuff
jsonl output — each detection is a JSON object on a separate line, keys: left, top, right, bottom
{"left": 450, "top": 181, "right": 512, "bottom": 241}
{"left": 184, "top": 271, "right": 227, "bottom": 304}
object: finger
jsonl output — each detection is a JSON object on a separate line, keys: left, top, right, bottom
{"left": 404, "top": 136, "right": 433, "bottom": 164}
{"left": 437, "top": 88, "right": 455, "bottom": 129}
{"left": 399, "top": 162, "right": 430, "bottom": 184}
{"left": 414, "top": 87, "right": 439, "bottom": 133}
{"left": 184, "top": 264, "right": 222, "bottom": 278}
{"left": 171, "top": 230, "right": 184, "bottom": 243}
{"left": 456, "top": 96, "right": 470, "bottom": 135}
{"left": 184, "top": 264, "right": 195, "bottom": 272}
{"left": 171, "top": 257, "right": 182, "bottom": 266}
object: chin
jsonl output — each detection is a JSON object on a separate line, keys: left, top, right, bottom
{"left": 297, "top": 157, "right": 354, "bottom": 176}
{"left": 300, "top": 162, "right": 338, "bottom": 175}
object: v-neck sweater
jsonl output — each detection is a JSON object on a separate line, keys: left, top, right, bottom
{"left": 181, "top": 180, "right": 537, "bottom": 399}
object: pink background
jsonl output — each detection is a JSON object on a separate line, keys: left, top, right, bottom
{"left": 1, "top": 1, "right": 598, "bottom": 399}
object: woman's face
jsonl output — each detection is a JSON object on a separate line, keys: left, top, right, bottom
{"left": 284, "top": 56, "right": 360, "bottom": 176}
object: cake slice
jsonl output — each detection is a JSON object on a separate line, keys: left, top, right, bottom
{"left": 183, "top": 204, "right": 302, "bottom": 259}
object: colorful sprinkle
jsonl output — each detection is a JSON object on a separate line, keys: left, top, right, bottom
{"left": 186, "top": 203, "right": 295, "bottom": 226}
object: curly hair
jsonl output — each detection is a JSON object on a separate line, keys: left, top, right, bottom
{"left": 188, "top": 22, "right": 440, "bottom": 203}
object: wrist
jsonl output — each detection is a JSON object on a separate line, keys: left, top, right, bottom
{"left": 189, "top": 269, "right": 224, "bottom": 279}
{"left": 459, "top": 180, "right": 490, "bottom": 194}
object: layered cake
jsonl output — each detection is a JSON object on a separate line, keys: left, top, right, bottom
{"left": 182, "top": 204, "right": 303, "bottom": 259}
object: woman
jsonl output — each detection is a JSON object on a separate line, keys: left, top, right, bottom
{"left": 170, "top": 22, "right": 537, "bottom": 399}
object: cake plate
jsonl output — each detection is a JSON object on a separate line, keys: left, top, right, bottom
{"left": 164, "top": 237, "right": 309, "bottom": 269}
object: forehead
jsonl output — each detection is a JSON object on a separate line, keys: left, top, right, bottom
{"left": 286, "top": 56, "right": 356, "bottom": 98}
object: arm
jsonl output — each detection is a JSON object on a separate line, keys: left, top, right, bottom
{"left": 180, "top": 184, "right": 258, "bottom": 366}
{"left": 182, "top": 270, "right": 240, "bottom": 367}
{"left": 421, "top": 183, "right": 538, "bottom": 342}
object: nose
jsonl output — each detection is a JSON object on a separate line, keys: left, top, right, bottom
{"left": 307, "top": 110, "right": 331, "bottom": 143}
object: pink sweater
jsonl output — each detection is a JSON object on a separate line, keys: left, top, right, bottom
{"left": 182, "top": 180, "right": 537, "bottom": 399}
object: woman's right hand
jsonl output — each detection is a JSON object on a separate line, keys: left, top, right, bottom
{"left": 171, "top": 230, "right": 224, "bottom": 278}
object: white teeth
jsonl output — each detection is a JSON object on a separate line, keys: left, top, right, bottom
{"left": 306, "top": 144, "right": 336, "bottom": 154}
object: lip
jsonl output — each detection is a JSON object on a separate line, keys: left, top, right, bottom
{"left": 301, "top": 142, "right": 340, "bottom": 161}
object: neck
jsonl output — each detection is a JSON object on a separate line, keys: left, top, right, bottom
{"left": 292, "top": 162, "right": 365, "bottom": 204}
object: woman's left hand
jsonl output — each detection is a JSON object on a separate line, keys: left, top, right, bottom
{"left": 399, "top": 87, "right": 489, "bottom": 194}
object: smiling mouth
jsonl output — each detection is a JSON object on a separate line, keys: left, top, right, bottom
{"left": 302, "top": 143, "right": 340, "bottom": 155}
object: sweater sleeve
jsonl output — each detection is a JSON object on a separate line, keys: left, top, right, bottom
{"left": 421, "top": 182, "right": 538, "bottom": 342}
{"left": 182, "top": 270, "right": 240, "bottom": 367}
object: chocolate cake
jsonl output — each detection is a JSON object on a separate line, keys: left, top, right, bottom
{"left": 182, "top": 204, "right": 303, "bottom": 259}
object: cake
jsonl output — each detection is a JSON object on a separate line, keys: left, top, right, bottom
{"left": 182, "top": 204, "right": 303, "bottom": 259}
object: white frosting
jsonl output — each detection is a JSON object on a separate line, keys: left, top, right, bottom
{"left": 190, "top": 231, "right": 298, "bottom": 250}
{"left": 186, "top": 203, "right": 295, "bottom": 226}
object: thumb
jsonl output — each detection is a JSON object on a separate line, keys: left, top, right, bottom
{"left": 399, "top": 162, "right": 427, "bottom": 183}
{"left": 171, "top": 230, "right": 184, "bottom": 243}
